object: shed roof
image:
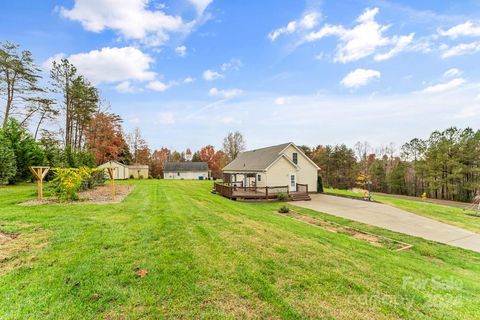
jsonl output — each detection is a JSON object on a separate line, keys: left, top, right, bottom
{"left": 98, "top": 160, "right": 128, "bottom": 168}
{"left": 222, "top": 143, "right": 292, "bottom": 171}
{"left": 164, "top": 162, "right": 209, "bottom": 172}
{"left": 128, "top": 164, "right": 149, "bottom": 169}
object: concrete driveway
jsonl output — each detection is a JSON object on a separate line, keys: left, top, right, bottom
{"left": 294, "top": 194, "right": 480, "bottom": 253}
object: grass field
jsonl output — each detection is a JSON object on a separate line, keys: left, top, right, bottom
{"left": 1, "top": 181, "right": 479, "bottom": 319}
{"left": 325, "top": 188, "right": 480, "bottom": 234}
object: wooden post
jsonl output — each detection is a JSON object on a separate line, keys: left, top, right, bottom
{"left": 265, "top": 187, "right": 268, "bottom": 200}
{"left": 106, "top": 167, "right": 116, "bottom": 200}
{"left": 29, "top": 166, "right": 50, "bottom": 201}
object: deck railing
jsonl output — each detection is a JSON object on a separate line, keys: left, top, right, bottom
{"left": 214, "top": 182, "right": 290, "bottom": 200}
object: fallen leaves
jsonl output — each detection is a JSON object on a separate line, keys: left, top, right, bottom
{"left": 135, "top": 269, "right": 148, "bottom": 278}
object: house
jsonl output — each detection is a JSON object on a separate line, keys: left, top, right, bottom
{"left": 164, "top": 162, "right": 210, "bottom": 180}
{"left": 97, "top": 161, "right": 149, "bottom": 180}
{"left": 222, "top": 142, "right": 320, "bottom": 193}
{"left": 98, "top": 161, "right": 129, "bottom": 180}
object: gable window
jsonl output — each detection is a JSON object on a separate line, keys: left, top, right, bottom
{"left": 257, "top": 174, "right": 261, "bottom": 182}
{"left": 292, "top": 152, "right": 298, "bottom": 164}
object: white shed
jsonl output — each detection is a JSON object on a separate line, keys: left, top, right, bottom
{"left": 98, "top": 161, "right": 129, "bottom": 180}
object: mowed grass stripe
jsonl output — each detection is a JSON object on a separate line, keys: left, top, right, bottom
{"left": 0, "top": 180, "right": 479, "bottom": 319}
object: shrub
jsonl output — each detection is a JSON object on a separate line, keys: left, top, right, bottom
{"left": 278, "top": 205, "right": 290, "bottom": 214}
{"left": 129, "top": 174, "right": 134, "bottom": 179}
{"left": 2, "top": 119, "right": 45, "bottom": 183}
{"left": 317, "top": 175, "right": 324, "bottom": 193}
{"left": 79, "top": 167, "right": 105, "bottom": 191}
{"left": 138, "top": 175, "right": 144, "bottom": 179}
{"left": 277, "top": 192, "right": 288, "bottom": 201}
{"left": 51, "top": 168, "right": 84, "bottom": 201}
{"left": 51, "top": 167, "right": 103, "bottom": 201}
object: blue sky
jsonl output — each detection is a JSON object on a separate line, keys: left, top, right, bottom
{"left": 1, "top": 0, "right": 480, "bottom": 151}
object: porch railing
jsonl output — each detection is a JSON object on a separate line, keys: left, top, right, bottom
{"left": 214, "top": 182, "right": 290, "bottom": 200}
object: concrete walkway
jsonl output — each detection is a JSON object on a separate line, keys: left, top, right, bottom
{"left": 294, "top": 194, "right": 480, "bottom": 253}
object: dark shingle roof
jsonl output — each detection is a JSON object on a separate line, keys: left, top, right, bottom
{"left": 222, "top": 143, "right": 292, "bottom": 171}
{"left": 164, "top": 162, "right": 209, "bottom": 172}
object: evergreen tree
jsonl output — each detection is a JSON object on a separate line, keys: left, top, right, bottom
{"left": 0, "top": 130, "right": 16, "bottom": 184}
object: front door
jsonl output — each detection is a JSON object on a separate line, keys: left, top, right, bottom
{"left": 289, "top": 173, "right": 297, "bottom": 192}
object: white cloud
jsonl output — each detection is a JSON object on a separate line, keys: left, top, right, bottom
{"left": 421, "top": 78, "right": 465, "bottom": 93}
{"left": 129, "top": 116, "right": 141, "bottom": 124}
{"left": 220, "top": 116, "right": 240, "bottom": 124}
{"left": 268, "top": 11, "right": 321, "bottom": 41}
{"left": 183, "top": 77, "right": 194, "bottom": 83}
{"left": 443, "top": 68, "right": 462, "bottom": 78}
{"left": 188, "top": 0, "right": 213, "bottom": 15}
{"left": 439, "top": 21, "right": 480, "bottom": 38}
{"left": 147, "top": 80, "right": 169, "bottom": 92}
{"left": 157, "top": 112, "right": 175, "bottom": 124}
{"left": 175, "top": 45, "right": 187, "bottom": 57}
{"left": 340, "top": 68, "right": 381, "bottom": 88}
{"left": 304, "top": 7, "right": 414, "bottom": 63}
{"left": 59, "top": 0, "right": 192, "bottom": 46}
{"left": 42, "top": 53, "right": 66, "bottom": 70}
{"left": 115, "top": 81, "right": 136, "bottom": 93}
{"left": 274, "top": 97, "right": 289, "bottom": 105}
{"left": 209, "top": 87, "right": 243, "bottom": 98}
{"left": 221, "top": 58, "right": 243, "bottom": 72}
{"left": 441, "top": 41, "right": 480, "bottom": 58}
{"left": 374, "top": 33, "right": 414, "bottom": 61}
{"left": 203, "top": 69, "right": 223, "bottom": 81}
{"left": 44, "top": 47, "right": 156, "bottom": 84}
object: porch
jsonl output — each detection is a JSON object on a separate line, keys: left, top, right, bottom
{"left": 214, "top": 181, "right": 310, "bottom": 201}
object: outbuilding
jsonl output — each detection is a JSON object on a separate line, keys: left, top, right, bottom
{"left": 98, "top": 161, "right": 129, "bottom": 180}
{"left": 164, "top": 162, "right": 210, "bottom": 180}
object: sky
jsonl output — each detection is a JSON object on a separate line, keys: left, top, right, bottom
{"left": 1, "top": 0, "right": 480, "bottom": 151}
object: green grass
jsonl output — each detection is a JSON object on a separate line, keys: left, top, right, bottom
{"left": 0, "top": 181, "right": 479, "bottom": 319}
{"left": 325, "top": 188, "right": 480, "bottom": 234}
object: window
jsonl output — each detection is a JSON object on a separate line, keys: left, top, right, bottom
{"left": 292, "top": 152, "right": 298, "bottom": 164}
{"left": 257, "top": 174, "right": 261, "bottom": 182}
{"left": 290, "top": 174, "right": 295, "bottom": 187}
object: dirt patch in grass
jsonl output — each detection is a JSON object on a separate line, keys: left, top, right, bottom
{"left": 282, "top": 211, "right": 412, "bottom": 251}
{"left": 19, "top": 185, "right": 134, "bottom": 206}
{"left": 0, "top": 231, "right": 18, "bottom": 245}
{"left": 0, "top": 228, "right": 50, "bottom": 275}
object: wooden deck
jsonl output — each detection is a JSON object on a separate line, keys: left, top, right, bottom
{"left": 214, "top": 182, "right": 310, "bottom": 201}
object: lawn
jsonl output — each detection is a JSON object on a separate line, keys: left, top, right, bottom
{"left": 0, "top": 181, "right": 479, "bottom": 319}
{"left": 325, "top": 188, "right": 480, "bottom": 234}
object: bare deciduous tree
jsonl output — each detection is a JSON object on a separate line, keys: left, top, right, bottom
{"left": 222, "top": 131, "right": 245, "bottom": 162}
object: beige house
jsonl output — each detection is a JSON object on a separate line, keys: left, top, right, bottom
{"left": 222, "top": 142, "right": 319, "bottom": 192}
{"left": 98, "top": 161, "right": 149, "bottom": 180}
{"left": 164, "top": 162, "right": 210, "bottom": 180}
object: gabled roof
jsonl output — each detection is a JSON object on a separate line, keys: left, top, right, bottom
{"left": 164, "top": 162, "right": 209, "bottom": 172}
{"left": 98, "top": 160, "right": 128, "bottom": 168}
{"left": 223, "top": 142, "right": 320, "bottom": 172}
{"left": 223, "top": 143, "right": 292, "bottom": 171}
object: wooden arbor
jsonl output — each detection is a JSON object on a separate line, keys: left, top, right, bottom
{"left": 29, "top": 166, "right": 50, "bottom": 200}
{"left": 105, "top": 167, "right": 116, "bottom": 200}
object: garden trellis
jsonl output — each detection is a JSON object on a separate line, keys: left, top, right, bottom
{"left": 29, "top": 166, "right": 50, "bottom": 200}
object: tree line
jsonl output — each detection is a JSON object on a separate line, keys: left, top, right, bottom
{"left": 0, "top": 41, "right": 246, "bottom": 184}
{"left": 301, "top": 127, "right": 480, "bottom": 202}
